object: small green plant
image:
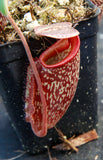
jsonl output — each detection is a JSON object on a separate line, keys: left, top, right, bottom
{"left": 0, "top": 0, "right": 8, "bottom": 16}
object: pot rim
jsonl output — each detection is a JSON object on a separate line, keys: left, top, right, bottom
{"left": 84, "top": 0, "right": 101, "bottom": 20}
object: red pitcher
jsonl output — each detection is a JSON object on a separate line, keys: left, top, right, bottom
{"left": 25, "top": 35, "right": 80, "bottom": 137}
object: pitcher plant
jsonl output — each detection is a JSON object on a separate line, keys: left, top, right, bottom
{"left": 0, "top": 0, "right": 80, "bottom": 137}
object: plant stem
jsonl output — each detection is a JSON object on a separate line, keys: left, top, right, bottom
{"left": 7, "top": 12, "right": 47, "bottom": 137}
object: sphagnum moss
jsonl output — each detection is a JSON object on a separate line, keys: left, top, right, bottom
{"left": 2, "top": 0, "right": 95, "bottom": 42}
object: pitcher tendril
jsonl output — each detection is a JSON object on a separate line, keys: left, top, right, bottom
{"left": 0, "top": 0, "right": 48, "bottom": 136}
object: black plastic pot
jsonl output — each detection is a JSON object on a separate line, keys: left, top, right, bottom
{"left": 0, "top": 1, "right": 100, "bottom": 154}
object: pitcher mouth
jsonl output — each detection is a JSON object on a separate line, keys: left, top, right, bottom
{"left": 45, "top": 44, "right": 71, "bottom": 65}
{"left": 39, "top": 36, "right": 80, "bottom": 68}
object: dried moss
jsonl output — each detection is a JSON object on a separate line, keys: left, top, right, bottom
{"left": 1, "top": 0, "right": 95, "bottom": 42}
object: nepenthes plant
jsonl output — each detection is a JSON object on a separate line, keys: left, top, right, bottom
{"left": 0, "top": 0, "right": 81, "bottom": 137}
{"left": 25, "top": 34, "right": 80, "bottom": 137}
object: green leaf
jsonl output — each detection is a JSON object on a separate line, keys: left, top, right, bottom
{"left": 0, "top": 0, "right": 8, "bottom": 16}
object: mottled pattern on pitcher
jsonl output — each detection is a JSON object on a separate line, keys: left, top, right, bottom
{"left": 25, "top": 49, "right": 80, "bottom": 132}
